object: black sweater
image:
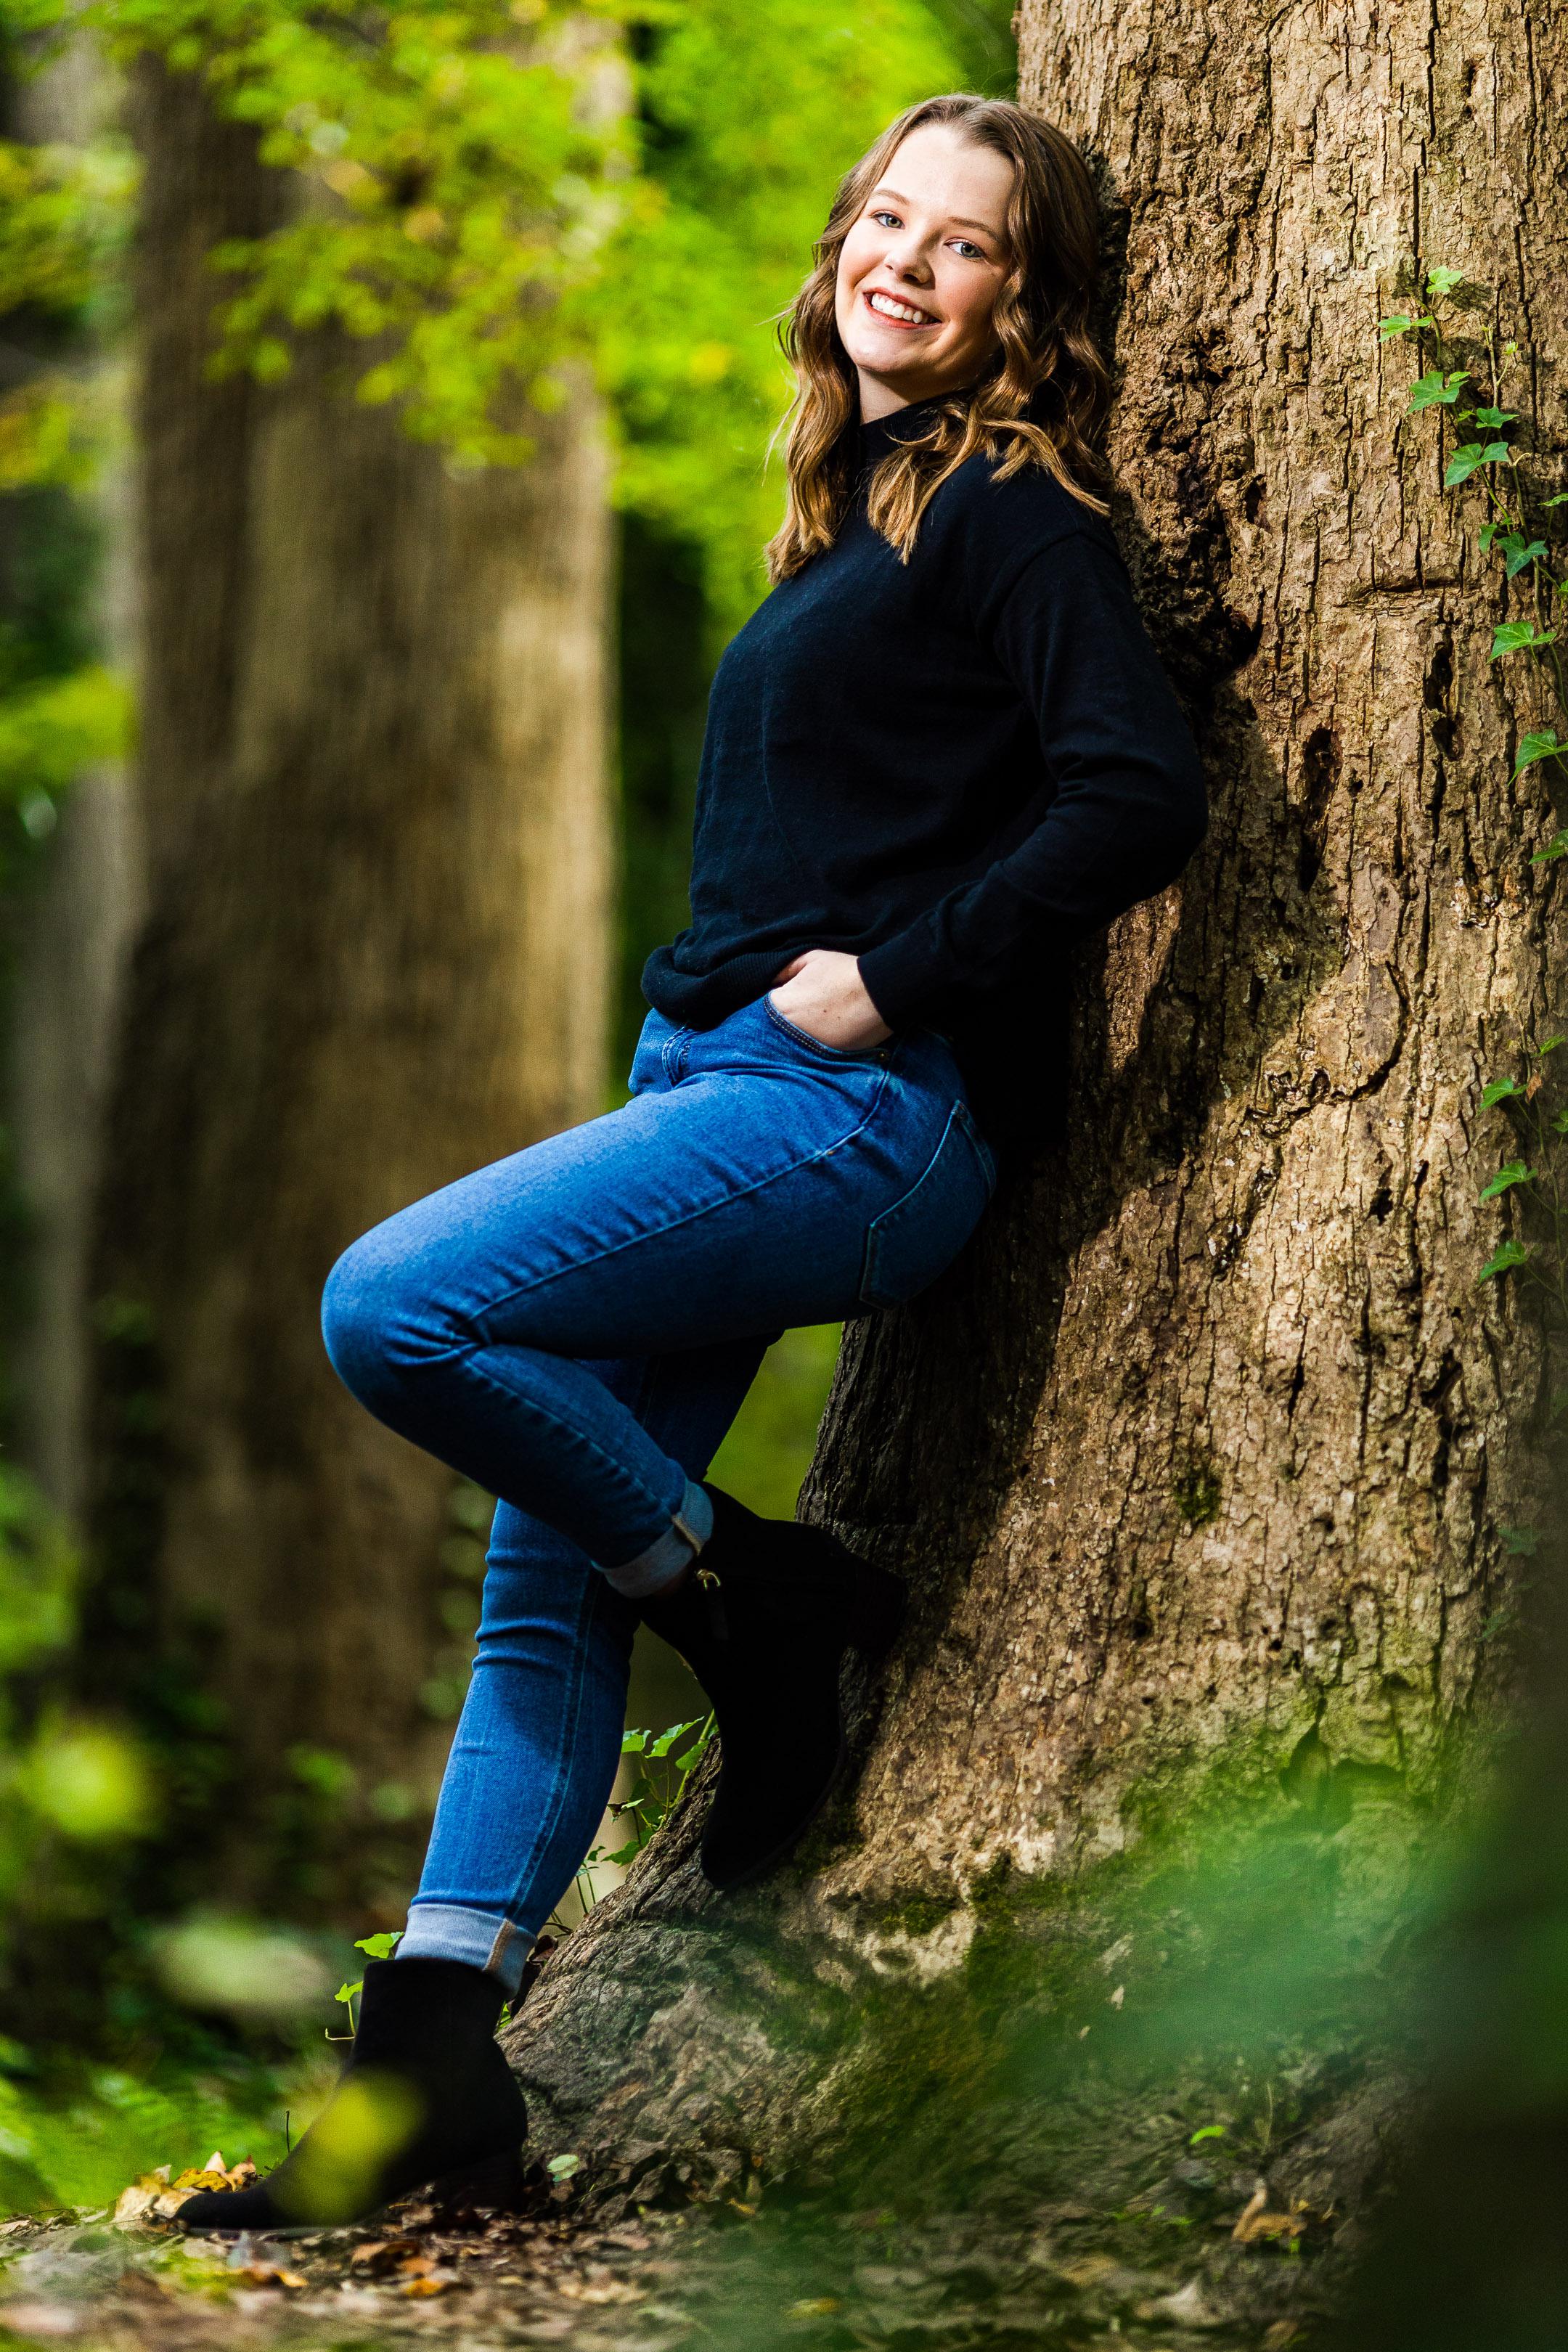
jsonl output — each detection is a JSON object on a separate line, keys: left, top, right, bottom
{"left": 642, "top": 404, "right": 1207, "bottom": 1143}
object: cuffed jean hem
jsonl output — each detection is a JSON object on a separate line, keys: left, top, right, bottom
{"left": 597, "top": 1477, "right": 713, "bottom": 1601}
{"left": 397, "top": 1902, "right": 534, "bottom": 1998}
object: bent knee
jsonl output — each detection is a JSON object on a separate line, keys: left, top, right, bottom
{"left": 321, "top": 1226, "right": 462, "bottom": 1412}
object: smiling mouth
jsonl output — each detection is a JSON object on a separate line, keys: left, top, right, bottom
{"left": 864, "top": 288, "right": 939, "bottom": 328}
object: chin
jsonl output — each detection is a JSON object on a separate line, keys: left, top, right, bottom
{"left": 847, "top": 334, "right": 936, "bottom": 379}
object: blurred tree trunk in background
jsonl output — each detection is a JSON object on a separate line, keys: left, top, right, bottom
{"left": 7, "top": 41, "right": 142, "bottom": 1527}
{"left": 506, "top": 0, "right": 1567, "bottom": 2216}
{"left": 82, "top": 58, "right": 613, "bottom": 1914}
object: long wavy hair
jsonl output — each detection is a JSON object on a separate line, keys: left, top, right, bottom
{"left": 767, "top": 96, "right": 1111, "bottom": 582}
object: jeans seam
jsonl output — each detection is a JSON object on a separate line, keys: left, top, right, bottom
{"left": 427, "top": 1067, "right": 894, "bottom": 1351}
{"left": 447, "top": 1565, "right": 603, "bottom": 1938}
{"left": 499, "top": 1568, "right": 603, "bottom": 1935}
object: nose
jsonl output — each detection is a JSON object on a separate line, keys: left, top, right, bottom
{"left": 879, "top": 221, "right": 940, "bottom": 282}
{"left": 881, "top": 229, "right": 934, "bottom": 285}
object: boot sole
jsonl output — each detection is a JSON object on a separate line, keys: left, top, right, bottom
{"left": 701, "top": 1564, "right": 907, "bottom": 1892}
{"left": 422, "top": 2144, "right": 529, "bottom": 2213}
{"left": 175, "top": 2142, "right": 527, "bottom": 2237}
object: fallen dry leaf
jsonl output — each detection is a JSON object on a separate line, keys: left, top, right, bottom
{"left": 114, "top": 2158, "right": 261, "bottom": 2229}
{"left": 1232, "top": 2182, "right": 1307, "bottom": 2245}
{"left": 350, "top": 2237, "right": 423, "bottom": 2273}
{"left": 111, "top": 2185, "right": 161, "bottom": 2230}
{"left": 401, "top": 2270, "right": 463, "bottom": 2298}
{"left": 1058, "top": 2253, "right": 1119, "bottom": 2289}
{"left": 554, "top": 2278, "right": 645, "bottom": 2306}
{"left": 229, "top": 2263, "right": 307, "bottom": 2290}
{"left": 1145, "top": 2279, "right": 1220, "bottom": 2329}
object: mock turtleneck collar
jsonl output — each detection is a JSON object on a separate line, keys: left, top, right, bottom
{"left": 857, "top": 389, "right": 960, "bottom": 452}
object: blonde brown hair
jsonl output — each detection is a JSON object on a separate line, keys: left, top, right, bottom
{"left": 767, "top": 95, "right": 1111, "bottom": 582}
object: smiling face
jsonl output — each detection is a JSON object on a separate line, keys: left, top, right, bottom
{"left": 833, "top": 121, "right": 1015, "bottom": 421}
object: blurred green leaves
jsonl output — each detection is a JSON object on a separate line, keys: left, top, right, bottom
{"left": 600, "top": 0, "right": 960, "bottom": 627}
{"left": 0, "top": 1465, "right": 73, "bottom": 1679}
{"left": 151, "top": 1912, "right": 332, "bottom": 2019}
{"left": 0, "top": 1471, "right": 162, "bottom": 2002}
{"left": 23, "top": 1718, "right": 155, "bottom": 1838}
{"left": 81, "top": 0, "right": 639, "bottom": 464}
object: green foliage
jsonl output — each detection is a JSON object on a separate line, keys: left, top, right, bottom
{"left": 611, "top": 1710, "right": 711, "bottom": 1850}
{"left": 332, "top": 1929, "right": 404, "bottom": 2034}
{"left": 0, "top": 666, "right": 131, "bottom": 851}
{"left": 708, "top": 1322, "right": 842, "bottom": 1519}
{"left": 1382, "top": 269, "right": 1568, "bottom": 1392}
{"left": 600, "top": 0, "right": 962, "bottom": 629}
{"left": 1407, "top": 367, "right": 1469, "bottom": 411}
{"left": 0, "top": 0, "right": 977, "bottom": 2067}
{"left": 0, "top": 81, "right": 130, "bottom": 870}
{"left": 0, "top": 61, "right": 142, "bottom": 2020}
{"left": 0, "top": 1466, "right": 73, "bottom": 1680}
{"left": 1479, "top": 1236, "right": 1532, "bottom": 1283}
{"left": 1514, "top": 727, "right": 1565, "bottom": 779}
{"left": 12, "top": 0, "right": 966, "bottom": 589}
{"left": 0, "top": 128, "right": 133, "bottom": 492}
{"left": 1446, "top": 438, "right": 1513, "bottom": 489}
{"left": 0, "top": 1471, "right": 158, "bottom": 1973}
{"left": 566, "top": 1771, "right": 1445, "bottom": 2342}
{"left": 1479, "top": 1159, "right": 1535, "bottom": 1202}
{"left": 78, "top": 0, "right": 637, "bottom": 464}
{"left": 0, "top": 2061, "right": 285, "bottom": 2213}
{"left": 534, "top": 1708, "right": 716, "bottom": 1925}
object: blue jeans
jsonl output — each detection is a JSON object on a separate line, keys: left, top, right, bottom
{"left": 321, "top": 994, "right": 996, "bottom": 1990}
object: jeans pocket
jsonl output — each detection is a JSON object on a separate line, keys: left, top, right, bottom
{"left": 764, "top": 993, "right": 888, "bottom": 1065}
{"left": 859, "top": 1100, "right": 997, "bottom": 1309}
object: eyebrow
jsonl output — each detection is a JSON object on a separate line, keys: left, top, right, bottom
{"left": 870, "top": 184, "right": 1003, "bottom": 241}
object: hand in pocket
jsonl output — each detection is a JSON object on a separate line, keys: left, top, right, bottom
{"left": 768, "top": 948, "right": 892, "bottom": 1052}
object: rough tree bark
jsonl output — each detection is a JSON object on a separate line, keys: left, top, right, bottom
{"left": 505, "top": 0, "right": 1567, "bottom": 2186}
{"left": 83, "top": 60, "right": 613, "bottom": 1910}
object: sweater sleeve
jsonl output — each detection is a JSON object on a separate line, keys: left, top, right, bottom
{"left": 855, "top": 529, "right": 1208, "bottom": 1031}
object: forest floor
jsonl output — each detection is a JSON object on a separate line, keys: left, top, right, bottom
{"left": 0, "top": 2169, "right": 1326, "bottom": 2351}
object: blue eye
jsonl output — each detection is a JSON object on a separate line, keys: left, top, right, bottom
{"left": 952, "top": 239, "right": 984, "bottom": 260}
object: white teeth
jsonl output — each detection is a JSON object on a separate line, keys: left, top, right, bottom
{"left": 867, "top": 290, "right": 934, "bottom": 325}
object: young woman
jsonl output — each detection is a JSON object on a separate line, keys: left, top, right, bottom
{"left": 180, "top": 92, "right": 1206, "bottom": 2234}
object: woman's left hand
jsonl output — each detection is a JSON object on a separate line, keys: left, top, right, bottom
{"left": 768, "top": 949, "right": 893, "bottom": 1051}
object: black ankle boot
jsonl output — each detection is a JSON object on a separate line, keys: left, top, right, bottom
{"left": 176, "top": 1958, "right": 526, "bottom": 2233}
{"left": 640, "top": 1484, "right": 905, "bottom": 1890}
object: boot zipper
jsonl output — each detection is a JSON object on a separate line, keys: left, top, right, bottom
{"left": 672, "top": 1504, "right": 727, "bottom": 1641}
{"left": 695, "top": 1561, "right": 728, "bottom": 1641}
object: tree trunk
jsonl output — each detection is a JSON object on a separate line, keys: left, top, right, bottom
{"left": 84, "top": 60, "right": 613, "bottom": 1913}
{"left": 505, "top": 0, "right": 1564, "bottom": 2202}
{"left": 6, "top": 39, "right": 144, "bottom": 1528}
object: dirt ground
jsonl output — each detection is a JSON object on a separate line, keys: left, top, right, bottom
{"left": 0, "top": 2165, "right": 1326, "bottom": 2352}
